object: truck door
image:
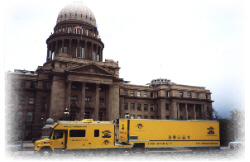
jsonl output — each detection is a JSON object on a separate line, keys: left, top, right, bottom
{"left": 51, "top": 131, "right": 66, "bottom": 149}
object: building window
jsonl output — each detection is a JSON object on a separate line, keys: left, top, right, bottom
{"left": 151, "top": 116, "right": 154, "bottom": 119}
{"left": 150, "top": 105, "right": 154, "bottom": 111}
{"left": 28, "top": 97, "right": 34, "bottom": 104}
{"left": 99, "top": 98, "right": 104, "bottom": 103}
{"left": 166, "top": 115, "right": 170, "bottom": 120}
{"left": 64, "top": 47, "right": 67, "bottom": 53}
{"left": 124, "top": 90, "right": 128, "bottom": 96}
{"left": 68, "top": 27, "right": 72, "bottom": 33}
{"left": 180, "top": 92, "right": 183, "bottom": 98}
{"left": 144, "top": 116, "right": 148, "bottom": 119}
{"left": 30, "top": 82, "right": 35, "bottom": 88}
{"left": 144, "top": 104, "right": 148, "bottom": 111}
{"left": 19, "top": 96, "right": 25, "bottom": 105}
{"left": 27, "top": 112, "right": 33, "bottom": 122}
{"left": 85, "top": 97, "right": 90, "bottom": 102}
{"left": 150, "top": 92, "right": 154, "bottom": 98}
{"left": 188, "top": 92, "right": 191, "bottom": 98}
{"left": 144, "top": 91, "right": 147, "bottom": 97}
{"left": 41, "top": 102, "right": 46, "bottom": 112}
{"left": 166, "top": 104, "right": 169, "bottom": 111}
{"left": 137, "top": 104, "right": 141, "bottom": 111}
{"left": 124, "top": 103, "right": 128, "bottom": 110}
{"left": 43, "top": 82, "right": 48, "bottom": 89}
{"left": 131, "top": 91, "right": 134, "bottom": 97}
{"left": 71, "top": 96, "right": 77, "bottom": 101}
{"left": 59, "top": 28, "right": 61, "bottom": 32}
{"left": 137, "top": 115, "right": 142, "bottom": 119}
{"left": 137, "top": 91, "right": 141, "bottom": 97}
{"left": 166, "top": 91, "right": 169, "bottom": 97}
{"left": 85, "top": 86, "right": 90, "bottom": 90}
{"left": 196, "top": 93, "right": 199, "bottom": 99}
{"left": 21, "top": 82, "right": 26, "bottom": 88}
{"left": 18, "top": 111, "right": 23, "bottom": 122}
{"left": 131, "top": 103, "right": 135, "bottom": 110}
{"left": 206, "top": 94, "right": 208, "bottom": 99}
{"left": 131, "top": 115, "right": 135, "bottom": 119}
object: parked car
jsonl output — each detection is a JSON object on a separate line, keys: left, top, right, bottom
{"left": 228, "top": 139, "right": 245, "bottom": 150}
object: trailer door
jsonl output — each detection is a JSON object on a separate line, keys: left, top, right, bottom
{"left": 118, "top": 119, "right": 129, "bottom": 143}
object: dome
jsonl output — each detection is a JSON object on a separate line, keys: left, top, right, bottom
{"left": 56, "top": 1, "right": 97, "bottom": 27}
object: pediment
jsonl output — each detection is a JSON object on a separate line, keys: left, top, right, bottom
{"left": 66, "top": 64, "right": 113, "bottom": 77}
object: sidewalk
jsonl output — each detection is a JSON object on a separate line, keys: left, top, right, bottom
{"left": 18, "top": 141, "right": 34, "bottom": 151}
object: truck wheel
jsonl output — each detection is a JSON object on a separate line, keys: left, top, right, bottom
{"left": 39, "top": 147, "right": 53, "bottom": 156}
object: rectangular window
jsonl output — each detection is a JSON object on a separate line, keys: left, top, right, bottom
{"left": 144, "top": 116, "right": 148, "bottom": 119}
{"left": 124, "top": 90, "right": 128, "bottom": 96}
{"left": 144, "top": 91, "right": 147, "bottom": 97}
{"left": 187, "top": 92, "right": 191, "bottom": 98}
{"left": 27, "top": 112, "right": 33, "bottom": 122}
{"left": 28, "top": 97, "right": 34, "bottom": 104}
{"left": 137, "top": 115, "right": 142, "bottom": 119}
{"left": 180, "top": 92, "right": 183, "bottom": 98}
{"left": 130, "top": 115, "right": 135, "bottom": 119}
{"left": 196, "top": 93, "right": 199, "bottom": 99}
{"left": 70, "top": 130, "right": 86, "bottom": 137}
{"left": 137, "top": 91, "right": 141, "bottom": 97}
{"left": 124, "top": 103, "right": 128, "bottom": 110}
{"left": 166, "top": 104, "right": 169, "bottom": 111}
{"left": 68, "top": 27, "right": 71, "bottom": 33}
{"left": 144, "top": 104, "right": 148, "bottom": 111}
{"left": 41, "top": 102, "right": 46, "bottom": 112}
{"left": 131, "top": 91, "right": 134, "bottom": 97}
{"left": 151, "top": 116, "right": 154, "bottom": 119}
{"left": 85, "top": 97, "right": 90, "bottom": 102}
{"left": 99, "top": 98, "right": 104, "bottom": 103}
{"left": 70, "top": 96, "right": 77, "bottom": 101}
{"left": 166, "top": 115, "right": 170, "bottom": 120}
{"left": 43, "top": 82, "right": 48, "bottom": 89}
{"left": 94, "top": 130, "right": 99, "bottom": 137}
{"left": 131, "top": 103, "right": 135, "bottom": 110}
{"left": 150, "top": 92, "right": 154, "bottom": 98}
{"left": 18, "top": 111, "right": 23, "bottom": 122}
{"left": 30, "top": 82, "right": 35, "bottom": 88}
{"left": 19, "top": 96, "right": 25, "bottom": 105}
{"left": 137, "top": 104, "right": 141, "bottom": 111}
{"left": 150, "top": 105, "right": 154, "bottom": 111}
{"left": 166, "top": 91, "right": 169, "bottom": 97}
{"left": 64, "top": 47, "right": 67, "bottom": 53}
{"left": 21, "top": 82, "right": 26, "bottom": 88}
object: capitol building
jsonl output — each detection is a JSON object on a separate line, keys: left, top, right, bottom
{"left": 6, "top": 1, "right": 213, "bottom": 140}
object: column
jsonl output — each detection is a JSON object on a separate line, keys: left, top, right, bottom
{"left": 80, "top": 82, "right": 86, "bottom": 119}
{"left": 100, "top": 48, "right": 103, "bottom": 62}
{"left": 66, "top": 80, "right": 72, "bottom": 116}
{"left": 177, "top": 103, "right": 180, "bottom": 119}
{"left": 76, "top": 40, "right": 79, "bottom": 57}
{"left": 84, "top": 41, "right": 87, "bottom": 59}
{"left": 201, "top": 104, "right": 204, "bottom": 119}
{"left": 62, "top": 39, "right": 65, "bottom": 53}
{"left": 108, "top": 84, "right": 120, "bottom": 120}
{"left": 95, "top": 45, "right": 98, "bottom": 61}
{"left": 94, "top": 84, "right": 100, "bottom": 121}
{"left": 170, "top": 101, "right": 177, "bottom": 119}
{"left": 46, "top": 45, "right": 49, "bottom": 61}
{"left": 69, "top": 39, "right": 72, "bottom": 57}
{"left": 55, "top": 40, "right": 58, "bottom": 56}
{"left": 185, "top": 104, "right": 188, "bottom": 120}
{"left": 193, "top": 104, "right": 196, "bottom": 120}
{"left": 90, "top": 42, "right": 93, "bottom": 60}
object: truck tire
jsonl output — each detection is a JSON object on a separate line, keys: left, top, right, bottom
{"left": 39, "top": 147, "right": 53, "bottom": 156}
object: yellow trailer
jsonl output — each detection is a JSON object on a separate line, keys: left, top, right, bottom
{"left": 119, "top": 119, "right": 220, "bottom": 149}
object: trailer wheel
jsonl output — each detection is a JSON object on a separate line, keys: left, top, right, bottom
{"left": 39, "top": 147, "right": 53, "bottom": 156}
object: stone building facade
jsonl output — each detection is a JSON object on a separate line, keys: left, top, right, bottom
{"left": 6, "top": 1, "right": 213, "bottom": 140}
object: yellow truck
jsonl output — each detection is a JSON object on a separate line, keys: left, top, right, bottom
{"left": 34, "top": 119, "right": 220, "bottom": 154}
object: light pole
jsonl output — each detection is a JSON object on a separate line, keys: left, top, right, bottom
{"left": 64, "top": 108, "right": 69, "bottom": 120}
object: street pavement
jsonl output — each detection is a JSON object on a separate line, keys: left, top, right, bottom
{"left": 5, "top": 141, "right": 245, "bottom": 161}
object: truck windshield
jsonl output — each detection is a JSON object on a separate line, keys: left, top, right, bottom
{"left": 48, "top": 131, "right": 53, "bottom": 139}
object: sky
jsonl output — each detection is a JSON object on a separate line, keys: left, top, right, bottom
{"left": 2, "top": 0, "right": 249, "bottom": 118}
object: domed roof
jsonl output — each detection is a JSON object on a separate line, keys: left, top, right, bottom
{"left": 56, "top": 1, "right": 97, "bottom": 27}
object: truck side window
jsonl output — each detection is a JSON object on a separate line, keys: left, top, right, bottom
{"left": 94, "top": 130, "right": 99, "bottom": 137}
{"left": 70, "top": 130, "right": 86, "bottom": 137}
{"left": 53, "top": 132, "right": 63, "bottom": 139}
